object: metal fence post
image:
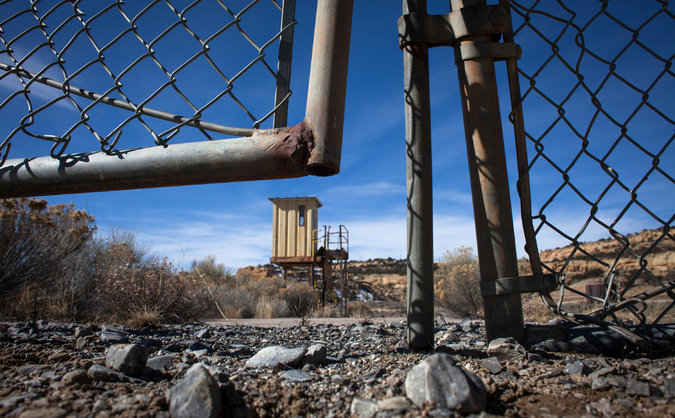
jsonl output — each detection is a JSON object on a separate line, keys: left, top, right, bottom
{"left": 451, "top": 0, "right": 524, "bottom": 342}
{"left": 403, "top": 0, "right": 435, "bottom": 350}
{"left": 273, "top": 0, "right": 297, "bottom": 128}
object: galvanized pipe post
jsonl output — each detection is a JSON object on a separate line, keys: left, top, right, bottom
{"left": 451, "top": 0, "right": 524, "bottom": 342}
{"left": 403, "top": 0, "right": 435, "bottom": 350}
{"left": 304, "top": 0, "right": 353, "bottom": 176}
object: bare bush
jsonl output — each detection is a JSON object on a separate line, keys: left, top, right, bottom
{"left": 0, "top": 198, "right": 95, "bottom": 319}
{"left": 90, "top": 232, "right": 206, "bottom": 326}
{"left": 218, "top": 287, "right": 256, "bottom": 319}
{"left": 434, "top": 247, "right": 483, "bottom": 318}
{"left": 281, "top": 282, "right": 318, "bottom": 317}
{"left": 249, "top": 276, "right": 286, "bottom": 298}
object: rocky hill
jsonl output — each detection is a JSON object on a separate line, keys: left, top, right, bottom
{"left": 352, "top": 228, "right": 673, "bottom": 301}
{"left": 531, "top": 228, "right": 673, "bottom": 281}
{"left": 238, "top": 228, "right": 672, "bottom": 306}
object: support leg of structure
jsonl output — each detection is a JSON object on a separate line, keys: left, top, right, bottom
{"left": 403, "top": 0, "right": 435, "bottom": 350}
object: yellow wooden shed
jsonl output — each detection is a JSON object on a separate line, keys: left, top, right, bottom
{"left": 269, "top": 196, "right": 322, "bottom": 261}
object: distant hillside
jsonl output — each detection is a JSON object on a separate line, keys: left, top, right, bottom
{"left": 530, "top": 228, "right": 673, "bottom": 281}
{"left": 238, "top": 228, "right": 673, "bottom": 305}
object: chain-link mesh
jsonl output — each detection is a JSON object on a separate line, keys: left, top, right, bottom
{"left": 506, "top": 0, "right": 674, "bottom": 345}
{"left": 0, "top": 0, "right": 295, "bottom": 166}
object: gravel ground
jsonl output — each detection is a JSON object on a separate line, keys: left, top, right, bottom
{"left": 0, "top": 318, "right": 673, "bottom": 417}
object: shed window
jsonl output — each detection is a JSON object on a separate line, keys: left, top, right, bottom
{"left": 299, "top": 205, "right": 305, "bottom": 226}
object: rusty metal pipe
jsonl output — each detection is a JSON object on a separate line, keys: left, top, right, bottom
{"left": 403, "top": 0, "right": 435, "bottom": 350}
{"left": 0, "top": 124, "right": 311, "bottom": 198}
{"left": 452, "top": 0, "right": 524, "bottom": 342}
{"left": 304, "top": 0, "right": 353, "bottom": 176}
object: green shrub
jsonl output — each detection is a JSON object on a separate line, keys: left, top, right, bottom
{"left": 434, "top": 247, "right": 483, "bottom": 318}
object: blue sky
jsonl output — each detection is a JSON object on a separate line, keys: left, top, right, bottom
{"left": 1, "top": 1, "right": 672, "bottom": 269}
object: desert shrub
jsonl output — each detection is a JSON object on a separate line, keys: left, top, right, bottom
{"left": 94, "top": 256, "right": 205, "bottom": 325}
{"left": 218, "top": 287, "right": 256, "bottom": 318}
{"left": 0, "top": 198, "right": 95, "bottom": 319}
{"left": 281, "top": 282, "right": 319, "bottom": 317}
{"left": 434, "top": 247, "right": 483, "bottom": 318}
{"left": 191, "top": 255, "right": 232, "bottom": 285}
{"left": 249, "top": 276, "right": 286, "bottom": 298}
{"left": 255, "top": 296, "right": 289, "bottom": 318}
{"left": 90, "top": 232, "right": 206, "bottom": 325}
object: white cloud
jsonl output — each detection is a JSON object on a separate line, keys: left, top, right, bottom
{"left": 324, "top": 181, "right": 405, "bottom": 198}
{"left": 323, "top": 211, "right": 478, "bottom": 263}
{"left": 93, "top": 196, "right": 661, "bottom": 272}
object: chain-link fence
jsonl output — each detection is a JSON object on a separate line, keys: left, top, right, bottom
{"left": 0, "top": 0, "right": 295, "bottom": 166}
{"left": 506, "top": 0, "right": 673, "bottom": 346}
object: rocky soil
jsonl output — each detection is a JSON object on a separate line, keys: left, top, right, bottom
{"left": 1, "top": 318, "right": 673, "bottom": 417}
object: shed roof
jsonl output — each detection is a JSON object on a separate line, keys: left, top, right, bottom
{"left": 268, "top": 196, "right": 322, "bottom": 207}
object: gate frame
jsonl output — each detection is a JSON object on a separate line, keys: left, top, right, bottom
{"left": 400, "top": 0, "right": 557, "bottom": 348}
{"left": 0, "top": 0, "right": 354, "bottom": 198}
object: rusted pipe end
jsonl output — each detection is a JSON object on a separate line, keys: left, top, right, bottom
{"left": 307, "top": 162, "right": 338, "bottom": 177}
{"left": 271, "top": 121, "right": 314, "bottom": 167}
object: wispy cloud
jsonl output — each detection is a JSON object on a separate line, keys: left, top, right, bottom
{"left": 325, "top": 181, "right": 405, "bottom": 198}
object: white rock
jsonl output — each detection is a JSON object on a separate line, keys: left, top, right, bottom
{"left": 245, "top": 346, "right": 307, "bottom": 368}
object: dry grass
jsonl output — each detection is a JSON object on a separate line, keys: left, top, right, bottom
{"left": 347, "top": 301, "right": 373, "bottom": 318}
{"left": 256, "top": 297, "right": 289, "bottom": 319}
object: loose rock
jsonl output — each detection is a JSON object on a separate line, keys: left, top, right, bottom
{"left": 480, "top": 356, "right": 504, "bottom": 374}
{"left": 405, "top": 353, "right": 486, "bottom": 413}
{"left": 487, "top": 337, "right": 526, "bottom": 363}
{"left": 105, "top": 344, "right": 148, "bottom": 377}
{"left": 100, "top": 325, "right": 128, "bottom": 345}
{"left": 61, "top": 370, "right": 89, "bottom": 386}
{"left": 564, "top": 360, "right": 590, "bottom": 376}
{"left": 166, "top": 363, "right": 222, "bottom": 418}
{"left": 626, "top": 378, "right": 650, "bottom": 396}
{"left": 146, "top": 354, "right": 176, "bottom": 373}
{"left": 302, "top": 343, "right": 327, "bottom": 366}
{"left": 74, "top": 325, "right": 93, "bottom": 338}
{"left": 87, "top": 364, "right": 136, "bottom": 383}
{"left": 377, "top": 396, "right": 410, "bottom": 411}
{"left": 350, "top": 398, "right": 379, "bottom": 417}
{"left": 245, "top": 346, "right": 306, "bottom": 369}
{"left": 281, "top": 369, "right": 312, "bottom": 382}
